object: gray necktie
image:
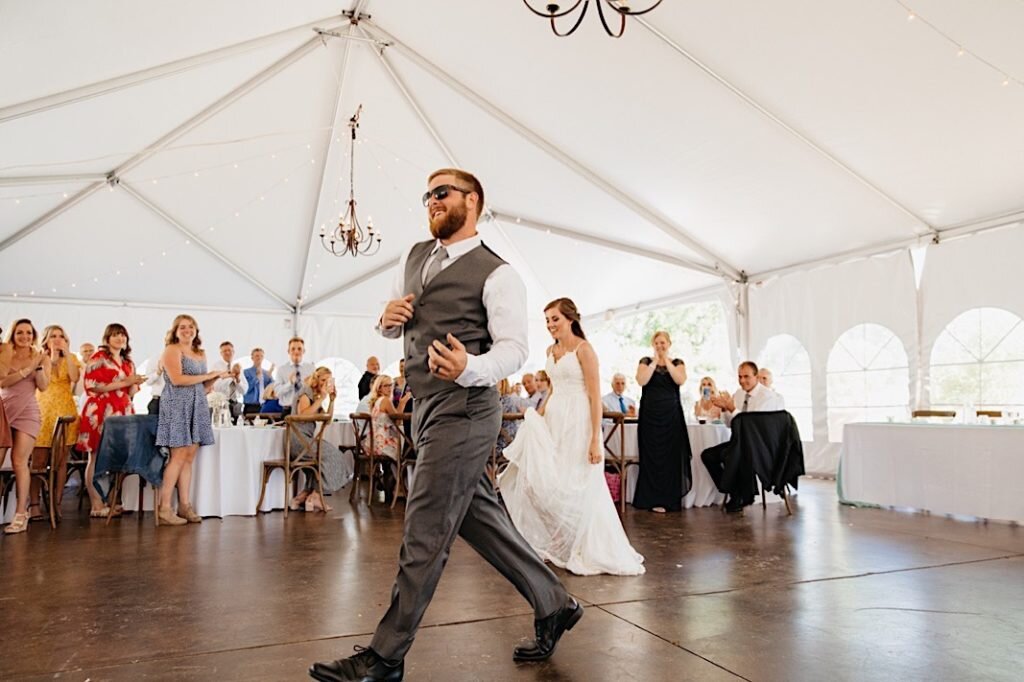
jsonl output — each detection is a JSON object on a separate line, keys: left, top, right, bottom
{"left": 742, "top": 393, "right": 751, "bottom": 412}
{"left": 423, "top": 246, "right": 448, "bottom": 286}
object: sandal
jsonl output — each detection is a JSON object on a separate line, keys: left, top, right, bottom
{"left": 289, "top": 491, "right": 311, "bottom": 511}
{"left": 4, "top": 512, "right": 29, "bottom": 534}
{"left": 27, "top": 503, "right": 45, "bottom": 522}
{"left": 90, "top": 506, "right": 111, "bottom": 518}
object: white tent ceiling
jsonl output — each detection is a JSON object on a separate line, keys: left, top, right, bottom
{"left": 3, "top": 0, "right": 1024, "bottom": 319}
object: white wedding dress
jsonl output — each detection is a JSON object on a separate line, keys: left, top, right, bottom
{"left": 498, "top": 350, "right": 645, "bottom": 576}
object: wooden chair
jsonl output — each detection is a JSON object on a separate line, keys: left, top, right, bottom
{"left": 977, "top": 410, "right": 1002, "bottom": 418}
{"left": 0, "top": 415, "right": 74, "bottom": 528}
{"left": 65, "top": 443, "right": 90, "bottom": 510}
{"left": 348, "top": 412, "right": 376, "bottom": 505}
{"left": 256, "top": 413, "right": 330, "bottom": 516}
{"left": 911, "top": 409, "right": 956, "bottom": 419}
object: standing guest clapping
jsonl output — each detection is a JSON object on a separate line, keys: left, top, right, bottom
{"left": 633, "top": 330, "right": 691, "bottom": 513}
{"left": 273, "top": 337, "right": 315, "bottom": 417}
{"left": 155, "top": 315, "right": 227, "bottom": 527}
{"left": 32, "top": 325, "right": 80, "bottom": 517}
{"left": 243, "top": 348, "right": 274, "bottom": 414}
{"left": 1, "top": 320, "right": 50, "bottom": 533}
{"left": 77, "top": 323, "right": 145, "bottom": 518}
{"left": 209, "top": 341, "right": 246, "bottom": 420}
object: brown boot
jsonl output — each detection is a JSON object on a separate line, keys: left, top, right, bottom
{"left": 158, "top": 506, "right": 187, "bottom": 526}
{"left": 179, "top": 504, "right": 202, "bottom": 524}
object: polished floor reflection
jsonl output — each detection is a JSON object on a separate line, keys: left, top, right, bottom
{"left": 2, "top": 479, "right": 1022, "bottom": 681}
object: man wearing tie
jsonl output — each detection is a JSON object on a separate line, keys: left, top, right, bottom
{"left": 601, "top": 373, "right": 637, "bottom": 417}
{"left": 242, "top": 347, "right": 274, "bottom": 414}
{"left": 273, "top": 337, "right": 315, "bottom": 417}
{"left": 703, "top": 361, "right": 785, "bottom": 512}
{"left": 210, "top": 341, "right": 247, "bottom": 420}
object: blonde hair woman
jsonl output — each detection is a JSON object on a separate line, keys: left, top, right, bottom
{"left": 32, "top": 325, "right": 81, "bottom": 518}
{"left": 634, "top": 329, "right": 690, "bottom": 513}
{"left": 289, "top": 366, "right": 344, "bottom": 511}
{"left": 694, "top": 376, "right": 723, "bottom": 422}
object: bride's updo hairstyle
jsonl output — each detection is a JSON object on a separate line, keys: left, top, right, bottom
{"left": 544, "top": 297, "right": 586, "bottom": 340}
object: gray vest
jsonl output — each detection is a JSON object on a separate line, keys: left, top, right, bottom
{"left": 402, "top": 239, "right": 505, "bottom": 398}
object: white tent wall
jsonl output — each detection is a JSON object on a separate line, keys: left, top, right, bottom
{"left": 748, "top": 251, "right": 919, "bottom": 475}
{"left": 919, "top": 224, "right": 1024, "bottom": 407}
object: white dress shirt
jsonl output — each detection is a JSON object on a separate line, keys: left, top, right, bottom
{"left": 724, "top": 382, "right": 785, "bottom": 426}
{"left": 273, "top": 360, "right": 316, "bottom": 408}
{"left": 602, "top": 391, "right": 637, "bottom": 414}
{"left": 209, "top": 358, "right": 247, "bottom": 402}
{"left": 378, "top": 235, "right": 529, "bottom": 388}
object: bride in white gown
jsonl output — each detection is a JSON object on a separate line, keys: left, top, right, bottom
{"left": 498, "top": 298, "right": 645, "bottom": 576}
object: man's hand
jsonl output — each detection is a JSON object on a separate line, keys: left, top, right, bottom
{"left": 626, "top": 404, "right": 637, "bottom": 417}
{"left": 382, "top": 294, "right": 416, "bottom": 329}
{"left": 711, "top": 394, "right": 735, "bottom": 412}
{"left": 427, "top": 333, "right": 467, "bottom": 382}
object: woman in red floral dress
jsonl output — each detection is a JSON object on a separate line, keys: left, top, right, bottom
{"left": 77, "top": 323, "right": 146, "bottom": 516}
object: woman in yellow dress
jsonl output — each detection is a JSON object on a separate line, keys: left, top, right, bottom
{"left": 32, "top": 324, "right": 80, "bottom": 518}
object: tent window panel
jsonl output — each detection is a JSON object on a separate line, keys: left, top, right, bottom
{"left": 928, "top": 308, "right": 1024, "bottom": 410}
{"left": 826, "top": 323, "right": 909, "bottom": 442}
{"left": 757, "top": 333, "right": 813, "bottom": 441}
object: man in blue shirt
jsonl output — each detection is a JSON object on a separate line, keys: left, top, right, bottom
{"left": 601, "top": 373, "right": 637, "bottom": 416}
{"left": 242, "top": 347, "right": 274, "bottom": 414}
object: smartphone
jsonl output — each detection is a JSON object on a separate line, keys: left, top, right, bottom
{"left": 702, "top": 387, "right": 711, "bottom": 400}
{"left": 327, "top": 378, "right": 336, "bottom": 392}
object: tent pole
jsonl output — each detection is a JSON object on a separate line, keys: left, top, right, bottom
{"left": 121, "top": 183, "right": 294, "bottom": 311}
{"left": 0, "top": 181, "right": 106, "bottom": 255}
{"left": 361, "top": 19, "right": 742, "bottom": 281}
{"left": 633, "top": 16, "right": 937, "bottom": 239}
{"left": 0, "top": 173, "right": 108, "bottom": 187}
{"left": 0, "top": 14, "right": 347, "bottom": 124}
{"left": 302, "top": 256, "right": 401, "bottom": 311}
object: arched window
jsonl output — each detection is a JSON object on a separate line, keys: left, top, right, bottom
{"left": 757, "top": 334, "right": 813, "bottom": 441}
{"left": 317, "top": 357, "right": 362, "bottom": 418}
{"left": 826, "top": 324, "right": 909, "bottom": 442}
{"left": 929, "top": 307, "right": 1024, "bottom": 412}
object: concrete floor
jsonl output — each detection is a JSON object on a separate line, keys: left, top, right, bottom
{"left": 1, "top": 479, "right": 1022, "bottom": 681}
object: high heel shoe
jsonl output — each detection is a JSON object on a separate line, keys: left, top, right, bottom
{"left": 4, "top": 512, "right": 29, "bottom": 534}
{"left": 305, "top": 492, "right": 332, "bottom": 512}
{"left": 157, "top": 506, "right": 187, "bottom": 526}
{"left": 178, "top": 504, "right": 202, "bottom": 523}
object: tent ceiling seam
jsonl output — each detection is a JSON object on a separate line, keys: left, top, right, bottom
{"left": 634, "top": 16, "right": 937, "bottom": 238}
{"left": 360, "top": 19, "right": 743, "bottom": 282}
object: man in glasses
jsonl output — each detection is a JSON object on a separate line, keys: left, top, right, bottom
{"left": 310, "top": 170, "right": 576, "bottom": 682}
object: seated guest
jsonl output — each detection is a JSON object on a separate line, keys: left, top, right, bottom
{"left": 602, "top": 373, "right": 637, "bottom": 416}
{"left": 210, "top": 341, "right": 246, "bottom": 419}
{"left": 703, "top": 361, "right": 786, "bottom": 513}
{"left": 367, "top": 374, "right": 411, "bottom": 463}
{"left": 289, "top": 367, "right": 343, "bottom": 512}
{"left": 260, "top": 384, "right": 283, "bottom": 415}
{"left": 710, "top": 361, "right": 785, "bottom": 426}
{"left": 530, "top": 369, "right": 551, "bottom": 410}
{"left": 521, "top": 372, "right": 537, "bottom": 404}
{"left": 758, "top": 367, "right": 785, "bottom": 406}
{"left": 693, "top": 376, "right": 723, "bottom": 422}
{"left": 272, "top": 337, "right": 315, "bottom": 416}
{"left": 357, "top": 355, "right": 380, "bottom": 400}
{"left": 242, "top": 347, "right": 274, "bottom": 414}
{"left": 496, "top": 378, "right": 525, "bottom": 456}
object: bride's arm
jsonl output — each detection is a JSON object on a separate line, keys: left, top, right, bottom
{"left": 576, "top": 342, "right": 604, "bottom": 465}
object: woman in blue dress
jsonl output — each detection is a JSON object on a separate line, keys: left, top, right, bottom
{"left": 156, "top": 314, "right": 228, "bottom": 527}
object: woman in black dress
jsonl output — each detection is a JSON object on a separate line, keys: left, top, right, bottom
{"left": 633, "top": 330, "right": 691, "bottom": 512}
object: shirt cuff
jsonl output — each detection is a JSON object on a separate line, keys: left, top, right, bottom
{"left": 455, "top": 353, "right": 487, "bottom": 388}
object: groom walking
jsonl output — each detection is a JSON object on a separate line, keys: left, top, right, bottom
{"left": 310, "top": 169, "right": 580, "bottom": 681}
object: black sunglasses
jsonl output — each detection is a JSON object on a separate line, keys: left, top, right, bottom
{"left": 421, "top": 184, "right": 472, "bottom": 206}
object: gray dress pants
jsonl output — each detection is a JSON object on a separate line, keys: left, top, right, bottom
{"left": 370, "top": 386, "right": 568, "bottom": 661}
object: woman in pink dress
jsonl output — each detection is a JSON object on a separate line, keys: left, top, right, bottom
{"left": 1, "top": 319, "right": 51, "bottom": 534}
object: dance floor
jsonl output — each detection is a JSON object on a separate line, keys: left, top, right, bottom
{"left": 3, "top": 479, "right": 1023, "bottom": 681}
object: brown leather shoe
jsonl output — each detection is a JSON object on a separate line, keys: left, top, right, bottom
{"left": 158, "top": 506, "right": 187, "bottom": 526}
{"left": 179, "top": 504, "right": 202, "bottom": 523}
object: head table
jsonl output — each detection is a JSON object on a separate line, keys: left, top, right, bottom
{"left": 839, "top": 421, "right": 1024, "bottom": 524}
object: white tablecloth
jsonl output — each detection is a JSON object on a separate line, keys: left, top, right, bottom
{"left": 604, "top": 422, "right": 730, "bottom": 508}
{"left": 838, "top": 422, "right": 1024, "bottom": 523}
{"left": 123, "top": 422, "right": 355, "bottom": 517}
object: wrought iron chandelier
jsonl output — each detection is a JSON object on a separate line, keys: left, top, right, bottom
{"left": 523, "top": 0, "right": 663, "bottom": 38}
{"left": 320, "top": 104, "right": 381, "bottom": 257}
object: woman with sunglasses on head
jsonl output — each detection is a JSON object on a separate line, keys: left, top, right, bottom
{"left": 77, "top": 323, "right": 146, "bottom": 518}
{"left": 1, "top": 319, "right": 51, "bottom": 533}
{"left": 29, "top": 325, "right": 81, "bottom": 519}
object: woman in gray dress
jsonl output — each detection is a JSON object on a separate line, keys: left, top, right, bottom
{"left": 290, "top": 366, "right": 342, "bottom": 511}
{"left": 156, "top": 314, "right": 228, "bottom": 527}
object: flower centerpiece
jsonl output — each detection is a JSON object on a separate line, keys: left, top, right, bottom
{"left": 207, "top": 392, "right": 229, "bottom": 426}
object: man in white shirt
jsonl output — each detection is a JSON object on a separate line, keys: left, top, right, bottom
{"left": 312, "top": 168, "right": 571, "bottom": 682}
{"left": 711, "top": 361, "right": 785, "bottom": 427}
{"left": 601, "top": 373, "right": 637, "bottom": 416}
{"left": 209, "top": 341, "right": 247, "bottom": 419}
{"left": 522, "top": 372, "right": 537, "bottom": 401}
{"left": 273, "top": 337, "right": 315, "bottom": 416}
{"left": 705, "top": 361, "right": 786, "bottom": 512}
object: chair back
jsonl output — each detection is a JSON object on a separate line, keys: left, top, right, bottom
{"left": 976, "top": 409, "right": 1002, "bottom": 418}
{"left": 350, "top": 412, "right": 374, "bottom": 459}
{"left": 283, "top": 413, "right": 330, "bottom": 465}
{"left": 39, "top": 415, "right": 76, "bottom": 474}
{"left": 725, "top": 411, "right": 805, "bottom": 497}
{"left": 911, "top": 409, "right": 956, "bottom": 419}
